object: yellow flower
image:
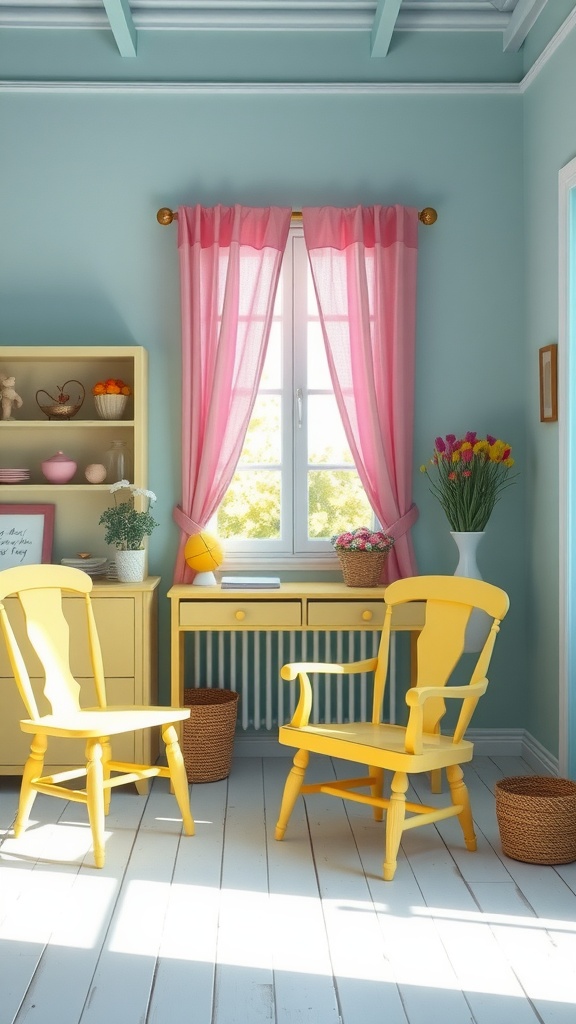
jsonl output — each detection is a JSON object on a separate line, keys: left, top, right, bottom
{"left": 489, "top": 440, "right": 507, "bottom": 462}
{"left": 451, "top": 450, "right": 460, "bottom": 463}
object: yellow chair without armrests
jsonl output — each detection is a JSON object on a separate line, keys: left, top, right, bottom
{"left": 0, "top": 563, "right": 194, "bottom": 868}
{"left": 275, "top": 574, "right": 509, "bottom": 881}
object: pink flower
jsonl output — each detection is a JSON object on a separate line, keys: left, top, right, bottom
{"left": 486, "top": 434, "right": 497, "bottom": 445}
{"left": 465, "top": 431, "right": 477, "bottom": 445}
{"left": 448, "top": 471, "right": 457, "bottom": 481}
{"left": 435, "top": 436, "right": 446, "bottom": 453}
{"left": 461, "top": 448, "right": 474, "bottom": 463}
{"left": 463, "top": 470, "right": 472, "bottom": 477}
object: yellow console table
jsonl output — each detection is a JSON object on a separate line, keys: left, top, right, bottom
{"left": 167, "top": 582, "right": 425, "bottom": 723}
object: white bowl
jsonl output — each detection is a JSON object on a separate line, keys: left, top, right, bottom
{"left": 94, "top": 394, "right": 128, "bottom": 420}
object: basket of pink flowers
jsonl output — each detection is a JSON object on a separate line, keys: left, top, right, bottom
{"left": 332, "top": 527, "right": 395, "bottom": 587}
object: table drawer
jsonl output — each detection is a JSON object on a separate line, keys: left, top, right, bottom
{"left": 307, "top": 600, "right": 385, "bottom": 629}
{"left": 179, "top": 600, "right": 302, "bottom": 628}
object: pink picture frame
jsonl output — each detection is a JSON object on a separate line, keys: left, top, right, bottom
{"left": 0, "top": 504, "right": 55, "bottom": 569}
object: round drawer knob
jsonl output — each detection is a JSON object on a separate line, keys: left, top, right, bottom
{"left": 235, "top": 610, "right": 246, "bottom": 621}
{"left": 361, "top": 610, "right": 373, "bottom": 622}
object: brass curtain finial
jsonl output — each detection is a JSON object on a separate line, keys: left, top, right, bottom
{"left": 418, "top": 207, "right": 438, "bottom": 226}
{"left": 157, "top": 205, "right": 437, "bottom": 225}
{"left": 157, "top": 207, "right": 176, "bottom": 225}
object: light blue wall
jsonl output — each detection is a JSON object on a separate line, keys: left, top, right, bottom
{"left": 0, "top": 83, "right": 528, "bottom": 717}
{"left": 523, "top": 25, "right": 576, "bottom": 757}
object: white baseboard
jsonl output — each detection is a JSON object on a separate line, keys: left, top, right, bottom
{"left": 233, "top": 727, "right": 559, "bottom": 773}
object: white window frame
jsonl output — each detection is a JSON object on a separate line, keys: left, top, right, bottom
{"left": 219, "top": 224, "right": 372, "bottom": 571}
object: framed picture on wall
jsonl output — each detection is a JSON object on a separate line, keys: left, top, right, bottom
{"left": 0, "top": 504, "right": 55, "bottom": 569}
{"left": 539, "top": 343, "right": 558, "bottom": 423}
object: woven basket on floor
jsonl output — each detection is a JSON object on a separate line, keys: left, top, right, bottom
{"left": 336, "top": 549, "right": 388, "bottom": 588}
{"left": 182, "top": 687, "right": 239, "bottom": 783}
{"left": 495, "top": 775, "right": 576, "bottom": 865}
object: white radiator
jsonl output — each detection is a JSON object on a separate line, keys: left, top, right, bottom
{"left": 187, "top": 630, "right": 397, "bottom": 731}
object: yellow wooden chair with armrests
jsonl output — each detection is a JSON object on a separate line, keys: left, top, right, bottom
{"left": 0, "top": 563, "right": 194, "bottom": 868}
{"left": 275, "top": 574, "right": 509, "bottom": 880}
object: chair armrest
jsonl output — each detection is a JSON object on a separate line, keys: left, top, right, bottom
{"left": 404, "top": 680, "right": 488, "bottom": 754}
{"left": 281, "top": 659, "right": 379, "bottom": 727}
{"left": 405, "top": 680, "right": 488, "bottom": 707}
{"left": 280, "top": 658, "right": 378, "bottom": 681}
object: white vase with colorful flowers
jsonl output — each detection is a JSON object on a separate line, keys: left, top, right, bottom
{"left": 421, "top": 431, "right": 517, "bottom": 650}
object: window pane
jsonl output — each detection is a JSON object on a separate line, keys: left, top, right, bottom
{"left": 308, "top": 395, "right": 354, "bottom": 464}
{"left": 307, "top": 323, "right": 331, "bottom": 390}
{"left": 239, "top": 395, "right": 281, "bottom": 464}
{"left": 308, "top": 469, "right": 374, "bottom": 539}
{"left": 217, "top": 470, "right": 281, "bottom": 539}
{"left": 261, "top": 329, "right": 281, "bottom": 388}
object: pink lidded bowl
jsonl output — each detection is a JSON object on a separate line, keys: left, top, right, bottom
{"left": 41, "top": 450, "right": 77, "bottom": 484}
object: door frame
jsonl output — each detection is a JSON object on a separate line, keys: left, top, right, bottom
{"left": 558, "top": 154, "right": 576, "bottom": 776}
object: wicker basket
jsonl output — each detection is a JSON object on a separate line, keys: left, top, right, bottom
{"left": 495, "top": 775, "right": 576, "bottom": 865}
{"left": 337, "top": 549, "right": 388, "bottom": 587}
{"left": 182, "top": 687, "right": 239, "bottom": 783}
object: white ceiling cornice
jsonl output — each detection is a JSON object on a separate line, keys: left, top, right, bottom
{"left": 0, "top": 3, "right": 510, "bottom": 32}
{"left": 0, "top": 79, "right": 521, "bottom": 93}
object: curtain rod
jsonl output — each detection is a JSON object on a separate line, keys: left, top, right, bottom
{"left": 156, "top": 206, "right": 438, "bottom": 226}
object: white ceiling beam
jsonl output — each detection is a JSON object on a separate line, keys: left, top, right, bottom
{"left": 503, "top": 0, "right": 549, "bottom": 52}
{"left": 371, "top": 0, "right": 403, "bottom": 58}
{"left": 101, "top": 0, "right": 137, "bottom": 57}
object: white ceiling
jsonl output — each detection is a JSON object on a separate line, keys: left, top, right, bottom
{"left": 0, "top": 0, "right": 550, "bottom": 59}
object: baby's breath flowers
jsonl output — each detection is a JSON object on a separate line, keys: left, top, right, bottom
{"left": 421, "top": 432, "right": 517, "bottom": 532}
{"left": 99, "top": 480, "right": 158, "bottom": 550}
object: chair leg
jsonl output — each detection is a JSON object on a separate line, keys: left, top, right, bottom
{"left": 14, "top": 733, "right": 47, "bottom": 837}
{"left": 86, "top": 739, "right": 106, "bottom": 869}
{"left": 102, "top": 737, "right": 112, "bottom": 814}
{"left": 446, "top": 763, "right": 477, "bottom": 851}
{"left": 163, "top": 724, "right": 194, "bottom": 836}
{"left": 383, "top": 771, "right": 408, "bottom": 881}
{"left": 275, "top": 748, "right": 309, "bottom": 840}
{"left": 370, "top": 766, "right": 385, "bottom": 821}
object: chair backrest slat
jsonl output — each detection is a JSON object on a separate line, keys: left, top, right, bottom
{"left": 18, "top": 588, "right": 81, "bottom": 716}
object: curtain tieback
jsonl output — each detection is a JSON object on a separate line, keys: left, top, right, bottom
{"left": 385, "top": 503, "right": 419, "bottom": 540}
{"left": 173, "top": 505, "right": 203, "bottom": 536}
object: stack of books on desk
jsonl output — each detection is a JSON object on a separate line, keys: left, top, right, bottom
{"left": 221, "top": 576, "right": 281, "bottom": 589}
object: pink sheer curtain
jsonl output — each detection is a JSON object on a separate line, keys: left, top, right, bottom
{"left": 302, "top": 205, "right": 419, "bottom": 581}
{"left": 173, "top": 204, "right": 291, "bottom": 582}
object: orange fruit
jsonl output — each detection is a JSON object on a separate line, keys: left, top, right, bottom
{"left": 106, "top": 383, "right": 121, "bottom": 394}
{"left": 93, "top": 382, "right": 106, "bottom": 395}
{"left": 120, "top": 385, "right": 131, "bottom": 396}
{"left": 105, "top": 378, "right": 117, "bottom": 387}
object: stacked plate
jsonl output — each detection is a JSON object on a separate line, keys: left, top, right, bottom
{"left": 61, "top": 556, "right": 108, "bottom": 578}
{"left": 0, "top": 467, "right": 30, "bottom": 484}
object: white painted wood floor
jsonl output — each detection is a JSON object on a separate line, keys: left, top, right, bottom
{"left": 1, "top": 753, "right": 576, "bottom": 1024}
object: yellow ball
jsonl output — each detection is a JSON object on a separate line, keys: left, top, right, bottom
{"left": 184, "top": 531, "right": 224, "bottom": 573}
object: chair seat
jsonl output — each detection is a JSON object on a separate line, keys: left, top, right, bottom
{"left": 278, "top": 721, "right": 474, "bottom": 772}
{"left": 19, "top": 705, "right": 191, "bottom": 739}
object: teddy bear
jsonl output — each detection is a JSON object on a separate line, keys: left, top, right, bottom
{"left": 1, "top": 375, "right": 24, "bottom": 421}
